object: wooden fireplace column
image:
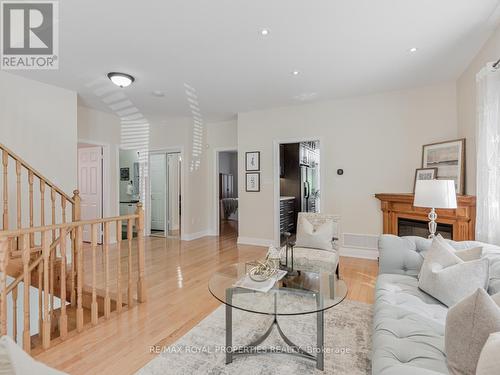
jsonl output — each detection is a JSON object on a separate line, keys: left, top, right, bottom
{"left": 375, "top": 193, "right": 476, "bottom": 241}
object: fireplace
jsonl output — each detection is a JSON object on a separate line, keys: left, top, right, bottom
{"left": 375, "top": 193, "right": 476, "bottom": 241}
{"left": 398, "top": 218, "right": 453, "bottom": 239}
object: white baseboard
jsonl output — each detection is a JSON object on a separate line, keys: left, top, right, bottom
{"left": 339, "top": 246, "right": 379, "bottom": 260}
{"left": 237, "top": 236, "right": 274, "bottom": 247}
{"left": 181, "top": 230, "right": 215, "bottom": 241}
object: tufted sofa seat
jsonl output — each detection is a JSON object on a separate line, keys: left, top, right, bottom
{"left": 372, "top": 235, "right": 500, "bottom": 375}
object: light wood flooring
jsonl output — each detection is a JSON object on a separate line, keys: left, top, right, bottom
{"left": 35, "top": 230, "right": 378, "bottom": 374}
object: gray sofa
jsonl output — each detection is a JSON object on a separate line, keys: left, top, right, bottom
{"left": 372, "top": 235, "right": 500, "bottom": 375}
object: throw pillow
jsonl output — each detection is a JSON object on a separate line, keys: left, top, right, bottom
{"left": 476, "top": 332, "right": 500, "bottom": 375}
{"left": 0, "top": 335, "right": 68, "bottom": 374}
{"left": 418, "top": 236, "right": 489, "bottom": 307}
{"left": 455, "top": 246, "right": 483, "bottom": 261}
{"left": 445, "top": 289, "right": 500, "bottom": 375}
{"left": 295, "top": 215, "right": 335, "bottom": 251}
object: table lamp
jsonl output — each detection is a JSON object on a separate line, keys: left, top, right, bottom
{"left": 413, "top": 180, "right": 457, "bottom": 238}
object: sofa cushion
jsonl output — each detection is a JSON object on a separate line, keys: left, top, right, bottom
{"left": 445, "top": 289, "right": 500, "bottom": 375}
{"left": 0, "top": 335, "right": 67, "bottom": 374}
{"left": 378, "top": 235, "right": 500, "bottom": 295}
{"left": 476, "top": 332, "right": 500, "bottom": 375}
{"left": 418, "top": 236, "right": 489, "bottom": 307}
{"left": 372, "top": 274, "right": 448, "bottom": 375}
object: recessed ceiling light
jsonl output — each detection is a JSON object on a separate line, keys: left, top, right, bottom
{"left": 409, "top": 47, "right": 418, "bottom": 53}
{"left": 292, "top": 70, "right": 300, "bottom": 76}
{"left": 261, "top": 28, "right": 270, "bottom": 36}
{"left": 152, "top": 90, "right": 165, "bottom": 97}
{"left": 107, "top": 72, "right": 135, "bottom": 88}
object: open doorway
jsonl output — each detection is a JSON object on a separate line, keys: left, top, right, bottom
{"left": 148, "top": 151, "right": 182, "bottom": 238}
{"left": 77, "top": 144, "right": 103, "bottom": 242}
{"left": 276, "top": 140, "right": 320, "bottom": 245}
{"left": 216, "top": 150, "right": 238, "bottom": 237}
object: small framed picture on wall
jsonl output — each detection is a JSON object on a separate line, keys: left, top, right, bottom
{"left": 413, "top": 167, "right": 438, "bottom": 192}
{"left": 245, "top": 151, "right": 260, "bottom": 171}
{"left": 246, "top": 172, "right": 260, "bottom": 192}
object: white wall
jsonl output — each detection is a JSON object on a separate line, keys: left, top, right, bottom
{"left": 77, "top": 105, "right": 121, "bottom": 241}
{"left": 237, "top": 83, "right": 458, "bottom": 251}
{"left": 0, "top": 71, "right": 77, "bottom": 229}
{"left": 458, "top": 23, "right": 500, "bottom": 194}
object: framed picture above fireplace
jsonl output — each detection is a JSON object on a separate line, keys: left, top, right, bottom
{"left": 422, "top": 138, "right": 465, "bottom": 195}
{"left": 413, "top": 167, "right": 438, "bottom": 193}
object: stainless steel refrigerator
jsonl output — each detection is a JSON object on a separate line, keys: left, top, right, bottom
{"left": 300, "top": 165, "right": 319, "bottom": 212}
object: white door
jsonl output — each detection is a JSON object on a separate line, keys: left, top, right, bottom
{"left": 150, "top": 154, "right": 166, "bottom": 231}
{"left": 167, "top": 153, "right": 180, "bottom": 232}
{"left": 78, "top": 146, "right": 103, "bottom": 242}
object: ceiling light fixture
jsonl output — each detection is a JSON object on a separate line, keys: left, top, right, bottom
{"left": 152, "top": 90, "right": 165, "bottom": 97}
{"left": 292, "top": 70, "right": 300, "bottom": 76}
{"left": 107, "top": 72, "right": 135, "bottom": 88}
{"left": 261, "top": 28, "right": 270, "bottom": 36}
{"left": 409, "top": 47, "right": 418, "bottom": 53}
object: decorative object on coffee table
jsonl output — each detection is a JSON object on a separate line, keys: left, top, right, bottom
{"left": 281, "top": 231, "right": 297, "bottom": 275}
{"left": 422, "top": 138, "right": 465, "bottom": 194}
{"left": 413, "top": 180, "right": 457, "bottom": 238}
{"left": 266, "top": 245, "right": 282, "bottom": 269}
{"left": 413, "top": 167, "right": 438, "bottom": 192}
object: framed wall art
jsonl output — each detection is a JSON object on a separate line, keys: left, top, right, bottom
{"left": 245, "top": 172, "right": 260, "bottom": 192}
{"left": 413, "top": 167, "right": 438, "bottom": 192}
{"left": 422, "top": 138, "right": 465, "bottom": 195}
{"left": 245, "top": 151, "right": 260, "bottom": 171}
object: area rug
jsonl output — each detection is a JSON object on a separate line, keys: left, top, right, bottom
{"left": 137, "top": 299, "right": 372, "bottom": 374}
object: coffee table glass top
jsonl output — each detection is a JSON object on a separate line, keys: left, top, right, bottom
{"left": 208, "top": 263, "right": 347, "bottom": 316}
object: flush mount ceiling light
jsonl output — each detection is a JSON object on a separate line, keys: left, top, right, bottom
{"left": 260, "top": 28, "right": 270, "bottom": 36}
{"left": 152, "top": 90, "right": 165, "bottom": 97}
{"left": 409, "top": 47, "right": 418, "bottom": 53}
{"left": 107, "top": 72, "right": 135, "bottom": 88}
{"left": 292, "top": 70, "right": 300, "bottom": 76}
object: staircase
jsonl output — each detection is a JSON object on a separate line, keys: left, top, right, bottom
{"left": 0, "top": 143, "right": 146, "bottom": 354}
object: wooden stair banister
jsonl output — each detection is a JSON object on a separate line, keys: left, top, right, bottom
{"left": 0, "top": 142, "right": 147, "bottom": 354}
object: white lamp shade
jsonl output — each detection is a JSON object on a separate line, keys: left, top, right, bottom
{"left": 413, "top": 180, "right": 457, "bottom": 209}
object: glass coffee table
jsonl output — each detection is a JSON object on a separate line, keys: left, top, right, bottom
{"left": 208, "top": 263, "right": 348, "bottom": 371}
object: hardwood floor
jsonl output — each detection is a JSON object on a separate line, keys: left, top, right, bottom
{"left": 35, "top": 233, "right": 378, "bottom": 374}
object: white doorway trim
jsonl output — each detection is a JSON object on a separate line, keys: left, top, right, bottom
{"left": 147, "top": 147, "right": 184, "bottom": 239}
{"left": 272, "top": 136, "right": 325, "bottom": 247}
{"left": 213, "top": 147, "right": 238, "bottom": 236}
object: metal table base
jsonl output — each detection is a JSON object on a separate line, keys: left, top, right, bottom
{"left": 225, "top": 289, "right": 325, "bottom": 371}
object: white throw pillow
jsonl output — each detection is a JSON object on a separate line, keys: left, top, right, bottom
{"left": 0, "top": 335, "right": 68, "bottom": 374}
{"left": 295, "top": 215, "right": 334, "bottom": 251}
{"left": 477, "top": 331, "right": 500, "bottom": 375}
{"left": 445, "top": 290, "right": 500, "bottom": 375}
{"left": 454, "top": 246, "right": 483, "bottom": 261}
{"left": 418, "top": 236, "right": 489, "bottom": 307}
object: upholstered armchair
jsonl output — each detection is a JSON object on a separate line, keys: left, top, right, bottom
{"left": 281, "top": 213, "right": 340, "bottom": 277}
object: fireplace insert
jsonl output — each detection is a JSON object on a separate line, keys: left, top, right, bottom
{"left": 398, "top": 218, "right": 452, "bottom": 240}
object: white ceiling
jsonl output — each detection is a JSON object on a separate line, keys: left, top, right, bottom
{"left": 14, "top": 0, "right": 500, "bottom": 121}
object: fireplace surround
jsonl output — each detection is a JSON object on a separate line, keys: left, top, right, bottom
{"left": 375, "top": 193, "right": 476, "bottom": 241}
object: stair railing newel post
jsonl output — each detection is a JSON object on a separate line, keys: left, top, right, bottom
{"left": 0, "top": 235, "right": 9, "bottom": 336}
{"left": 70, "top": 190, "right": 81, "bottom": 307}
{"left": 136, "top": 203, "right": 146, "bottom": 303}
